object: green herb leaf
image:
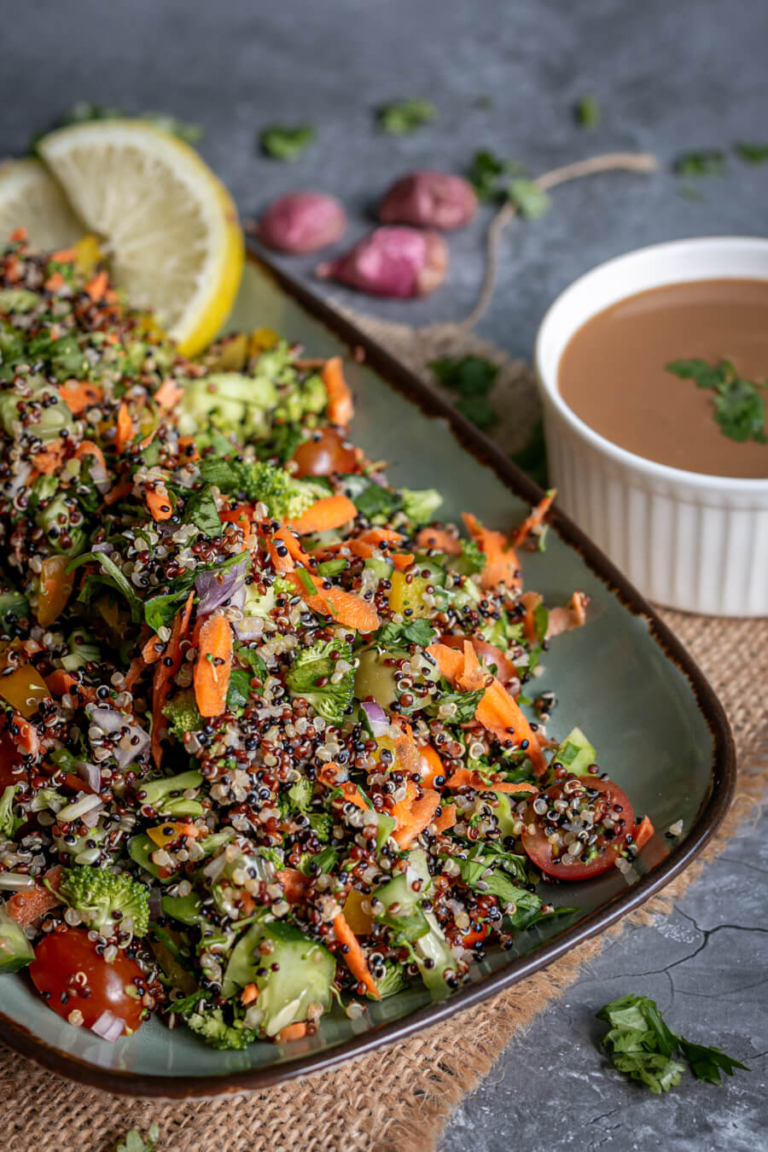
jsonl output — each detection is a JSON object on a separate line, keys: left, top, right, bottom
{"left": 575, "top": 95, "right": 600, "bottom": 128}
{"left": 507, "top": 179, "right": 552, "bottom": 220}
{"left": 734, "top": 141, "right": 768, "bottom": 164}
{"left": 184, "top": 485, "right": 222, "bottom": 539}
{"left": 66, "top": 552, "right": 143, "bottom": 623}
{"left": 377, "top": 618, "right": 437, "bottom": 648}
{"left": 234, "top": 642, "right": 267, "bottom": 684}
{"left": 467, "top": 150, "right": 527, "bottom": 201}
{"left": 666, "top": 358, "right": 767, "bottom": 443}
{"left": 143, "top": 588, "right": 192, "bottom": 633}
{"left": 428, "top": 688, "right": 484, "bottom": 723}
{"left": 455, "top": 395, "right": 498, "bottom": 429}
{"left": 510, "top": 419, "right": 549, "bottom": 489}
{"left": 678, "top": 1039, "right": 750, "bottom": 1084}
{"left": 32, "top": 102, "right": 203, "bottom": 152}
{"left": 674, "top": 150, "right": 727, "bottom": 177}
{"left": 429, "top": 355, "right": 498, "bottom": 397}
{"left": 377, "top": 99, "right": 436, "bottom": 136}
{"left": 226, "top": 668, "right": 254, "bottom": 713}
{"left": 260, "top": 124, "right": 315, "bottom": 161}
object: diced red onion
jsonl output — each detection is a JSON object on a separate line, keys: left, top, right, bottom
{"left": 75, "top": 760, "right": 101, "bottom": 793}
{"left": 90, "top": 541, "right": 114, "bottom": 554}
{"left": 86, "top": 705, "right": 150, "bottom": 768}
{"left": 88, "top": 705, "right": 125, "bottom": 734}
{"left": 112, "top": 725, "right": 150, "bottom": 770}
{"left": 361, "top": 700, "right": 389, "bottom": 736}
{"left": 81, "top": 800, "right": 104, "bottom": 829}
{"left": 196, "top": 557, "right": 248, "bottom": 615}
{"left": 202, "top": 853, "right": 228, "bottom": 882}
{"left": 91, "top": 1009, "right": 125, "bottom": 1043}
{"left": 148, "top": 887, "right": 164, "bottom": 921}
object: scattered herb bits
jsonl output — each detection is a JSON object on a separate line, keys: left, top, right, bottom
{"left": 674, "top": 150, "right": 727, "bottom": 177}
{"left": 575, "top": 95, "right": 600, "bottom": 128}
{"left": 377, "top": 99, "right": 437, "bottom": 136}
{"left": 260, "top": 124, "right": 315, "bottom": 161}
{"left": 666, "top": 358, "right": 767, "bottom": 444}
{"left": 734, "top": 141, "right": 768, "bottom": 164}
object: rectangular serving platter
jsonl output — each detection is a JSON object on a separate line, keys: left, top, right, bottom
{"left": 0, "top": 249, "right": 735, "bottom": 1096}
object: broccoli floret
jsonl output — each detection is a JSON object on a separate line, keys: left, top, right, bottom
{"left": 372, "top": 960, "right": 408, "bottom": 999}
{"left": 141, "top": 769, "right": 204, "bottom": 816}
{"left": 287, "top": 777, "right": 314, "bottom": 813}
{"left": 0, "top": 785, "right": 22, "bottom": 839}
{"left": 308, "top": 811, "right": 333, "bottom": 842}
{"left": 199, "top": 458, "right": 326, "bottom": 521}
{"left": 58, "top": 865, "right": 150, "bottom": 936}
{"left": 285, "top": 638, "right": 355, "bottom": 724}
{"left": 162, "top": 690, "right": 202, "bottom": 741}
{"left": 185, "top": 1005, "right": 256, "bottom": 1050}
{"left": 400, "top": 487, "right": 443, "bottom": 526}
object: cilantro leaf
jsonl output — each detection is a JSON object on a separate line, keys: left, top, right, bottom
{"left": 226, "top": 668, "right": 254, "bottom": 713}
{"left": 377, "top": 99, "right": 436, "bottom": 135}
{"left": 734, "top": 141, "right": 768, "bottom": 164}
{"left": 674, "top": 150, "right": 727, "bottom": 177}
{"left": 184, "top": 485, "right": 222, "bottom": 539}
{"left": 666, "top": 358, "right": 767, "bottom": 443}
{"left": 456, "top": 395, "right": 498, "bottom": 429}
{"left": 678, "top": 1039, "right": 750, "bottom": 1085}
{"left": 430, "top": 356, "right": 498, "bottom": 398}
{"left": 428, "top": 688, "right": 484, "bottom": 723}
{"left": 260, "top": 124, "right": 315, "bottom": 161}
{"left": 575, "top": 95, "right": 600, "bottom": 128}
{"left": 377, "top": 619, "right": 437, "bottom": 648}
{"left": 507, "top": 179, "right": 552, "bottom": 220}
{"left": 467, "top": 150, "right": 526, "bottom": 201}
{"left": 597, "top": 994, "right": 749, "bottom": 1093}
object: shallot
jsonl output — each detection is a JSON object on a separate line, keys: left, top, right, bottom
{"left": 316, "top": 227, "right": 448, "bottom": 297}
{"left": 378, "top": 171, "right": 478, "bottom": 230}
{"left": 257, "top": 191, "right": 347, "bottom": 254}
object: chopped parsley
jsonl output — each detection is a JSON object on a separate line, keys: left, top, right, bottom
{"left": 467, "top": 149, "right": 526, "bottom": 202}
{"left": 598, "top": 994, "right": 749, "bottom": 1093}
{"left": 666, "top": 358, "right": 767, "bottom": 443}
{"left": 377, "top": 619, "right": 437, "bottom": 649}
{"left": 260, "top": 124, "right": 315, "bottom": 161}
{"left": 377, "top": 99, "right": 437, "bottom": 135}
{"left": 674, "top": 150, "right": 727, "bottom": 177}
{"left": 430, "top": 354, "right": 499, "bottom": 429}
{"left": 734, "top": 141, "right": 768, "bottom": 164}
{"left": 575, "top": 95, "right": 600, "bottom": 128}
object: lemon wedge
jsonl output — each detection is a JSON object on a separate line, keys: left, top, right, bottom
{"left": 0, "top": 158, "right": 84, "bottom": 251}
{"left": 37, "top": 120, "right": 244, "bottom": 355}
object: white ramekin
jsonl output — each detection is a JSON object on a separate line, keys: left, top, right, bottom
{"left": 535, "top": 237, "right": 768, "bottom": 617}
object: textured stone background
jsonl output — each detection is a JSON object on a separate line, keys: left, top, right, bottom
{"left": 0, "top": 1, "right": 766, "bottom": 1148}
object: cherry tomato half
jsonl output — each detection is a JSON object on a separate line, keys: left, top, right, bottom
{"left": 521, "top": 774, "right": 634, "bottom": 881}
{"left": 0, "top": 730, "right": 26, "bottom": 791}
{"left": 30, "top": 927, "right": 146, "bottom": 1034}
{"left": 439, "top": 634, "right": 518, "bottom": 686}
{"left": 290, "top": 429, "right": 357, "bottom": 478}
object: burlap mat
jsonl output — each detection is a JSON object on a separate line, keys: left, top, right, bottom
{"left": 0, "top": 317, "right": 765, "bottom": 1152}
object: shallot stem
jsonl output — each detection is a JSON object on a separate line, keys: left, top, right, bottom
{"left": 459, "top": 152, "right": 659, "bottom": 330}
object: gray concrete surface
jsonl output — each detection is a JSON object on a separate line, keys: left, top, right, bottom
{"left": 0, "top": 1, "right": 766, "bottom": 1148}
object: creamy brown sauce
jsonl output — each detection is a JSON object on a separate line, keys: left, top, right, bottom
{"left": 558, "top": 279, "right": 768, "bottom": 478}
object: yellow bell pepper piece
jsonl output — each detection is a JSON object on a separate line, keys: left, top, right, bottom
{"left": 0, "top": 663, "right": 51, "bottom": 718}
{"left": 387, "top": 571, "right": 431, "bottom": 618}
{"left": 342, "top": 888, "right": 373, "bottom": 936}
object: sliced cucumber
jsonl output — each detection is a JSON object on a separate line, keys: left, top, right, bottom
{"left": 0, "top": 905, "right": 34, "bottom": 972}
{"left": 551, "top": 727, "right": 596, "bottom": 776}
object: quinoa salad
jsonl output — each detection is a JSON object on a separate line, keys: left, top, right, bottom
{"left": 0, "top": 231, "right": 653, "bottom": 1050}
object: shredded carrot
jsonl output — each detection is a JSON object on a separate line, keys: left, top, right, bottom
{"left": 521, "top": 591, "right": 543, "bottom": 645}
{"left": 393, "top": 788, "right": 441, "bottom": 849}
{"left": 634, "top": 815, "right": 655, "bottom": 850}
{"left": 151, "top": 591, "right": 194, "bottom": 767}
{"left": 155, "top": 378, "right": 184, "bottom": 409}
{"left": 444, "top": 767, "right": 539, "bottom": 795}
{"left": 545, "top": 590, "right": 589, "bottom": 639}
{"left": 458, "top": 639, "right": 487, "bottom": 692}
{"left": 59, "top": 380, "right": 103, "bottom": 414}
{"left": 333, "top": 911, "right": 380, "bottom": 999}
{"left": 463, "top": 512, "right": 522, "bottom": 591}
{"left": 419, "top": 744, "right": 445, "bottom": 788}
{"left": 6, "top": 866, "right": 62, "bottom": 927}
{"left": 50, "top": 246, "right": 75, "bottom": 262}
{"left": 240, "top": 983, "right": 259, "bottom": 1006}
{"left": 177, "top": 435, "right": 199, "bottom": 462}
{"left": 322, "top": 356, "right": 354, "bottom": 426}
{"left": 392, "top": 722, "right": 421, "bottom": 777}
{"left": 276, "top": 868, "right": 311, "bottom": 903}
{"left": 267, "top": 525, "right": 313, "bottom": 574}
{"left": 124, "top": 656, "right": 146, "bottom": 691}
{"left": 84, "top": 270, "right": 109, "bottom": 302}
{"left": 146, "top": 486, "right": 173, "bottom": 522}
{"left": 142, "top": 633, "right": 164, "bottom": 665}
{"left": 433, "top": 804, "right": 457, "bottom": 833}
{"left": 278, "top": 1021, "right": 309, "bottom": 1043}
{"left": 513, "top": 490, "right": 556, "bottom": 547}
{"left": 475, "top": 679, "right": 547, "bottom": 775}
{"left": 9, "top": 227, "right": 27, "bottom": 243}
{"left": 390, "top": 552, "right": 415, "bottom": 571}
{"left": 44, "top": 271, "right": 66, "bottom": 293}
{"left": 32, "top": 441, "right": 65, "bottom": 475}
{"left": 44, "top": 669, "right": 98, "bottom": 704}
{"left": 357, "top": 528, "right": 404, "bottom": 546}
{"left": 390, "top": 779, "right": 417, "bottom": 829}
{"left": 426, "top": 642, "right": 464, "bottom": 683}
{"left": 115, "top": 403, "right": 135, "bottom": 454}
{"left": 104, "top": 478, "right": 133, "bottom": 505}
{"left": 288, "top": 494, "right": 357, "bottom": 535}
{"left": 415, "top": 526, "right": 462, "bottom": 555}
{"left": 194, "top": 612, "right": 233, "bottom": 718}
{"left": 74, "top": 440, "right": 107, "bottom": 473}
{"left": 289, "top": 571, "right": 380, "bottom": 632}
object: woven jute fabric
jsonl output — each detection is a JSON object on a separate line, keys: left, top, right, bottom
{"left": 0, "top": 317, "right": 765, "bottom": 1152}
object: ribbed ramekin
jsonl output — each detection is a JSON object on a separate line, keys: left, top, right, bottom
{"left": 535, "top": 238, "right": 768, "bottom": 616}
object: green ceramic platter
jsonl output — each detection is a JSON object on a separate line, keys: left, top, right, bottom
{"left": 0, "top": 252, "right": 734, "bottom": 1095}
